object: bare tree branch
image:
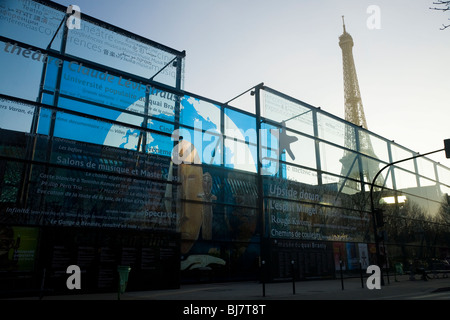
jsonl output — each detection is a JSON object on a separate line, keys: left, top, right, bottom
{"left": 430, "top": 7, "right": 450, "bottom": 11}
{"left": 430, "top": 1, "right": 450, "bottom": 30}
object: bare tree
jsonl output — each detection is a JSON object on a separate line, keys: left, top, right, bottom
{"left": 430, "top": 0, "right": 450, "bottom": 30}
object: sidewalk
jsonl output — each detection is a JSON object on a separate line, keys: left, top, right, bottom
{"left": 9, "top": 273, "right": 450, "bottom": 300}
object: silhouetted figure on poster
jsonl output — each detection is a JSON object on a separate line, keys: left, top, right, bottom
{"left": 0, "top": 226, "right": 19, "bottom": 271}
{"left": 174, "top": 138, "right": 204, "bottom": 255}
{"left": 198, "top": 172, "right": 216, "bottom": 240}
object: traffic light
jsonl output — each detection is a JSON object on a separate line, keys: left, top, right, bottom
{"left": 374, "top": 208, "right": 384, "bottom": 227}
{"left": 445, "top": 139, "right": 450, "bottom": 159}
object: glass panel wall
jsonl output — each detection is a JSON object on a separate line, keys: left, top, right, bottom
{"left": 2, "top": 0, "right": 450, "bottom": 291}
{"left": 259, "top": 85, "right": 450, "bottom": 280}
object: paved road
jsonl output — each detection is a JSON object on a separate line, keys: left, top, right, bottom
{"left": 5, "top": 274, "right": 449, "bottom": 319}
{"left": 7, "top": 274, "right": 450, "bottom": 301}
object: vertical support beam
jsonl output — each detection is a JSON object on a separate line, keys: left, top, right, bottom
{"left": 220, "top": 101, "right": 225, "bottom": 167}
{"left": 413, "top": 156, "right": 421, "bottom": 188}
{"left": 433, "top": 161, "right": 440, "bottom": 185}
{"left": 354, "top": 126, "right": 365, "bottom": 190}
{"left": 19, "top": 13, "right": 70, "bottom": 206}
{"left": 387, "top": 141, "right": 396, "bottom": 190}
{"left": 312, "top": 110, "right": 322, "bottom": 186}
{"left": 140, "top": 87, "right": 149, "bottom": 154}
{"left": 173, "top": 55, "right": 183, "bottom": 141}
{"left": 255, "top": 84, "right": 268, "bottom": 283}
{"left": 48, "top": 13, "right": 70, "bottom": 142}
{"left": 18, "top": 61, "right": 47, "bottom": 204}
{"left": 175, "top": 54, "right": 183, "bottom": 91}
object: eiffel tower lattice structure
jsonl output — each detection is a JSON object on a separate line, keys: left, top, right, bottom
{"left": 338, "top": 17, "right": 384, "bottom": 191}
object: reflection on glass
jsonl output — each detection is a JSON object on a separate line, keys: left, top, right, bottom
{"left": 180, "top": 97, "right": 220, "bottom": 131}
{"left": 320, "top": 142, "right": 358, "bottom": 178}
{"left": 59, "top": 61, "right": 147, "bottom": 114}
{"left": 437, "top": 165, "right": 450, "bottom": 183}
{"left": 224, "top": 138, "right": 257, "bottom": 173}
{"left": 262, "top": 91, "right": 314, "bottom": 136}
{"left": 417, "top": 158, "right": 436, "bottom": 181}
{"left": 282, "top": 131, "right": 316, "bottom": 169}
{"left": 317, "top": 113, "right": 350, "bottom": 149}
{"left": 0, "top": 1, "right": 64, "bottom": 49}
{"left": 65, "top": 20, "right": 182, "bottom": 86}
{"left": 394, "top": 167, "right": 418, "bottom": 190}
{"left": 284, "top": 164, "right": 318, "bottom": 185}
{"left": 361, "top": 132, "right": 389, "bottom": 162}
{"left": 359, "top": 154, "right": 389, "bottom": 187}
{"left": 225, "top": 108, "right": 257, "bottom": 147}
{"left": 0, "top": 41, "right": 44, "bottom": 101}
{"left": 0, "top": 99, "right": 34, "bottom": 133}
{"left": 391, "top": 144, "right": 415, "bottom": 172}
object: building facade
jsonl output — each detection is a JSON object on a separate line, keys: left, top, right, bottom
{"left": 1, "top": 0, "right": 449, "bottom": 296}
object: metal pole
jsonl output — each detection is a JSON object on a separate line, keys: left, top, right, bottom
{"left": 359, "top": 262, "right": 364, "bottom": 288}
{"left": 149, "top": 55, "right": 179, "bottom": 82}
{"left": 283, "top": 109, "right": 312, "bottom": 123}
{"left": 39, "top": 268, "right": 46, "bottom": 300}
{"left": 255, "top": 84, "right": 269, "bottom": 298}
{"left": 224, "top": 83, "right": 264, "bottom": 105}
{"left": 261, "top": 260, "right": 266, "bottom": 297}
{"left": 386, "top": 262, "right": 390, "bottom": 284}
{"left": 291, "top": 260, "right": 296, "bottom": 295}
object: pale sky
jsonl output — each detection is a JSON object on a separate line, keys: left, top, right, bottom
{"left": 50, "top": 0, "right": 450, "bottom": 169}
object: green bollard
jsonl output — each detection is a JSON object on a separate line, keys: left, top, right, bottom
{"left": 394, "top": 263, "right": 403, "bottom": 282}
{"left": 117, "top": 266, "right": 131, "bottom": 300}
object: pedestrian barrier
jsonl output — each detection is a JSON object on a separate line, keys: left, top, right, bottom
{"left": 117, "top": 266, "right": 131, "bottom": 300}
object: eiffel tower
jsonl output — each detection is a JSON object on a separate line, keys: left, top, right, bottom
{"left": 338, "top": 17, "right": 384, "bottom": 191}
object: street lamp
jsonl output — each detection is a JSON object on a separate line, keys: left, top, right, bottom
{"left": 369, "top": 141, "right": 448, "bottom": 285}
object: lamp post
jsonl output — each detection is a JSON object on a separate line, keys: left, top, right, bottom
{"left": 369, "top": 144, "right": 447, "bottom": 285}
